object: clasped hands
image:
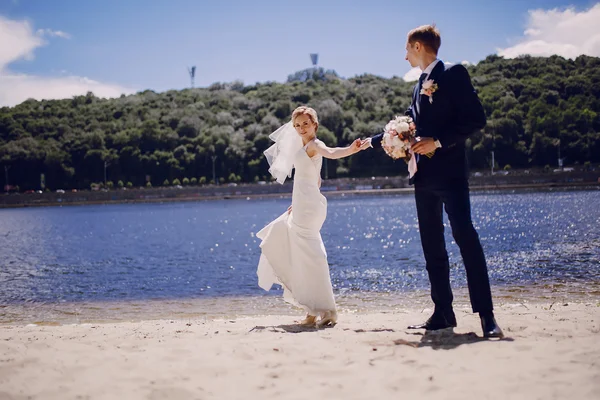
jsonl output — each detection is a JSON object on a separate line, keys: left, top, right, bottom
{"left": 351, "top": 138, "right": 373, "bottom": 152}
{"left": 352, "top": 134, "right": 437, "bottom": 156}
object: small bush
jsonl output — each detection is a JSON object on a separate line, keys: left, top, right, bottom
{"left": 336, "top": 166, "right": 350, "bottom": 176}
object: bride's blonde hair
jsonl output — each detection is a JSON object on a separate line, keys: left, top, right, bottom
{"left": 292, "top": 106, "right": 319, "bottom": 129}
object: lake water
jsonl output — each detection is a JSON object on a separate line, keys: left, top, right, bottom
{"left": 1, "top": 189, "right": 599, "bottom": 323}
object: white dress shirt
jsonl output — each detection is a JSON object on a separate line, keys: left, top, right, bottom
{"left": 421, "top": 59, "right": 440, "bottom": 81}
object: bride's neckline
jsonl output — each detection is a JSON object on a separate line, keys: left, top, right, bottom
{"left": 303, "top": 138, "right": 320, "bottom": 159}
{"left": 302, "top": 137, "right": 316, "bottom": 148}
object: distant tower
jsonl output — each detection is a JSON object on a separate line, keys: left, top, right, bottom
{"left": 188, "top": 66, "right": 196, "bottom": 88}
{"left": 310, "top": 53, "right": 319, "bottom": 70}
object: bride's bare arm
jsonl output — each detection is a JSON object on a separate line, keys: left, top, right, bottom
{"left": 307, "top": 139, "right": 368, "bottom": 160}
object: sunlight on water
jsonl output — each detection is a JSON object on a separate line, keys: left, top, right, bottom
{"left": 0, "top": 188, "right": 599, "bottom": 324}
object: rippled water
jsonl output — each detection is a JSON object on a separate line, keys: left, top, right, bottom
{"left": 1, "top": 189, "right": 599, "bottom": 322}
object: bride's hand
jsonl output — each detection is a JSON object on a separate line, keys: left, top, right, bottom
{"left": 351, "top": 138, "right": 362, "bottom": 151}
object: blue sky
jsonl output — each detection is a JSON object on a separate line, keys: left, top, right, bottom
{"left": 0, "top": 0, "right": 599, "bottom": 105}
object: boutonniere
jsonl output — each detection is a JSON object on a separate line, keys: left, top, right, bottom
{"left": 420, "top": 79, "right": 438, "bottom": 104}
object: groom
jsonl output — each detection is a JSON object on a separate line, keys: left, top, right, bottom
{"left": 368, "top": 25, "right": 503, "bottom": 338}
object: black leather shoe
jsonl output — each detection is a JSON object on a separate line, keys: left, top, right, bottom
{"left": 408, "top": 309, "right": 457, "bottom": 331}
{"left": 480, "top": 312, "right": 504, "bottom": 338}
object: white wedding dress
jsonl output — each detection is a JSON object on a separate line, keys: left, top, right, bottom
{"left": 256, "top": 141, "right": 336, "bottom": 317}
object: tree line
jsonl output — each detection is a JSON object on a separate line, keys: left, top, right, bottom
{"left": 1, "top": 54, "right": 598, "bottom": 191}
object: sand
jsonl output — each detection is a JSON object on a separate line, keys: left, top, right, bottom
{"left": 1, "top": 300, "right": 599, "bottom": 400}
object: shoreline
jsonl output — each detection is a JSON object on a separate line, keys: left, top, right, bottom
{"left": 3, "top": 281, "right": 599, "bottom": 327}
{"left": 1, "top": 181, "right": 598, "bottom": 209}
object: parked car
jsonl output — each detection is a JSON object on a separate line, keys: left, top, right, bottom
{"left": 56, "top": 189, "right": 65, "bottom": 193}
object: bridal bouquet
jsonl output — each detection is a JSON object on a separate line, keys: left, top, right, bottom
{"left": 382, "top": 116, "right": 416, "bottom": 160}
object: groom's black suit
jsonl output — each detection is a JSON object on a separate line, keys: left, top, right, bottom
{"left": 372, "top": 61, "right": 494, "bottom": 315}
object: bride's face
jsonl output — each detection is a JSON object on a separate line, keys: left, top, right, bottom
{"left": 293, "top": 114, "right": 317, "bottom": 138}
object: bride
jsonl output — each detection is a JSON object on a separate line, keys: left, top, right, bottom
{"left": 256, "top": 106, "right": 370, "bottom": 327}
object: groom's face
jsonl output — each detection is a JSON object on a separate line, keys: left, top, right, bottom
{"left": 405, "top": 41, "right": 419, "bottom": 68}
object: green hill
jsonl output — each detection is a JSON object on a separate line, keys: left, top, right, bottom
{"left": 1, "top": 54, "right": 598, "bottom": 190}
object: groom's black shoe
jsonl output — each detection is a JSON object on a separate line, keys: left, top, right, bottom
{"left": 480, "top": 312, "right": 504, "bottom": 338}
{"left": 408, "top": 309, "right": 457, "bottom": 331}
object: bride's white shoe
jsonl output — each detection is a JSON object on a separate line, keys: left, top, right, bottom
{"left": 297, "top": 314, "right": 317, "bottom": 326}
{"left": 317, "top": 310, "right": 338, "bottom": 328}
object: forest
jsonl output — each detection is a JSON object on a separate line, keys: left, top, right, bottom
{"left": 1, "top": 54, "right": 598, "bottom": 191}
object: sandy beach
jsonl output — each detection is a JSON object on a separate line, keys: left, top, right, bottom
{"left": 1, "top": 299, "right": 599, "bottom": 400}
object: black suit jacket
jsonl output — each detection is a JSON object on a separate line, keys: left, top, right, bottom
{"left": 372, "top": 62, "right": 486, "bottom": 188}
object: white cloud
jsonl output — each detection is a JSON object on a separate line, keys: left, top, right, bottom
{"left": 0, "top": 15, "right": 134, "bottom": 107}
{"left": 0, "top": 74, "right": 132, "bottom": 107}
{"left": 0, "top": 16, "right": 43, "bottom": 66}
{"left": 498, "top": 4, "right": 600, "bottom": 59}
{"left": 403, "top": 67, "right": 421, "bottom": 82}
{"left": 36, "top": 28, "right": 71, "bottom": 39}
{"left": 402, "top": 61, "right": 457, "bottom": 82}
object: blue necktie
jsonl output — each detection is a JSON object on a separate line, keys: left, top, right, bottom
{"left": 415, "top": 73, "right": 427, "bottom": 116}
{"left": 415, "top": 73, "right": 427, "bottom": 164}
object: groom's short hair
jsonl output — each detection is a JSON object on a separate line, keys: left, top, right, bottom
{"left": 407, "top": 25, "right": 441, "bottom": 55}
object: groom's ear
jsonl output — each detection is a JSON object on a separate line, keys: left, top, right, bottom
{"left": 413, "top": 41, "right": 422, "bottom": 53}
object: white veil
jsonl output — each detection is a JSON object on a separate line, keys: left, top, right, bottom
{"left": 263, "top": 121, "right": 303, "bottom": 184}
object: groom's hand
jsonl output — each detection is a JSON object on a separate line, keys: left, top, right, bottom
{"left": 411, "top": 137, "right": 437, "bottom": 155}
